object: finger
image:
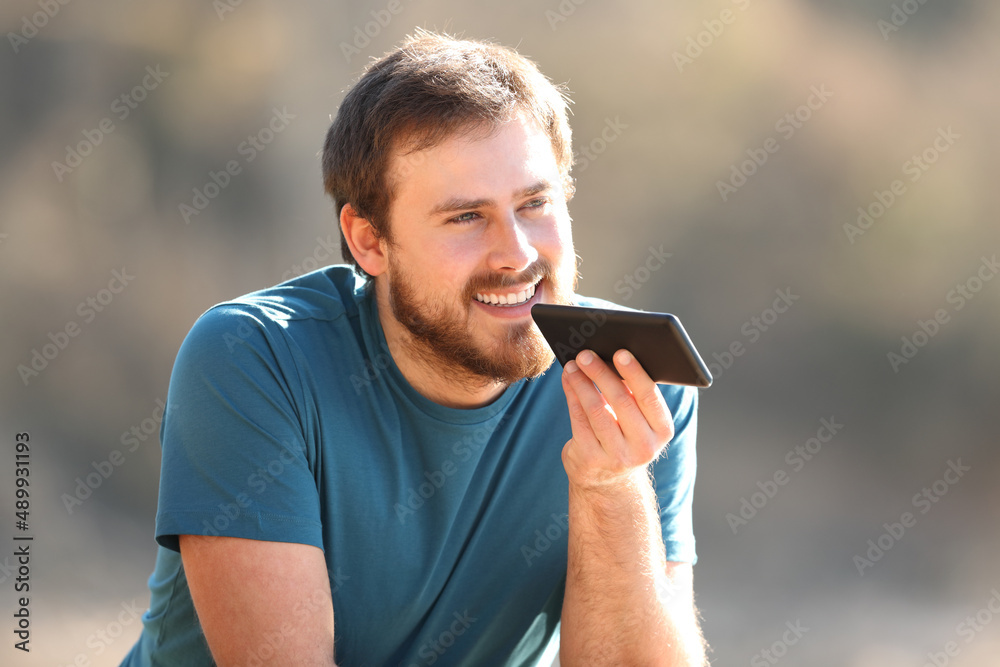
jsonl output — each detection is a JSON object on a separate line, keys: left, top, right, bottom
{"left": 560, "top": 363, "right": 599, "bottom": 450}
{"left": 560, "top": 365, "right": 624, "bottom": 484}
{"left": 562, "top": 357, "right": 624, "bottom": 454}
{"left": 612, "top": 349, "right": 674, "bottom": 445}
{"left": 575, "top": 350, "right": 654, "bottom": 453}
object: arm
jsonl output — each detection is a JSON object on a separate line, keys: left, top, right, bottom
{"left": 180, "top": 535, "right": 337, "bottom": 667}
{"left": 558, "top": 350, "right": 708, "bottom": 666}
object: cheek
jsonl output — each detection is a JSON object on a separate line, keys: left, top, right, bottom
{"left": 548, "top": 212, "right": 575, "bottom": 262}
{"left": 412, "top": 236, "right": 481, "bottom": 292}
{"left": 436, "top": 236, "right": 482, "bottom": 272}
{"left": 405, "top": 231, "right": 460, "bottom": 267}
{"left": 558, "top": 223, "right": 574, "bottom": 254}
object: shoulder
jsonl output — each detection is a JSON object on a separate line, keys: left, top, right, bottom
{"left": 210, "top": 264, "right": 365, "bottom": 327}
{"left": 571, "top": 293, "right": 629, "bottom": 311}
{"left": 179, "top": 265, "right": 367, "bottom": 355}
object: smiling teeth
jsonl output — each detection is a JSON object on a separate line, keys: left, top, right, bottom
{"left": 476, "top": 281, "right": 536, "bottom": 306}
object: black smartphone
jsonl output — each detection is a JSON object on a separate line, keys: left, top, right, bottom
{"left": 530, "top": 303, "right": 713, "bottom": 387}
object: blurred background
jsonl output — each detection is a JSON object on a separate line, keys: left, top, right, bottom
{"left": 1, "top": 0, "right": 998, "bottom": 665}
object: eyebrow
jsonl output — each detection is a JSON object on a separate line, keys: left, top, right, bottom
{"left": 428, "top": 180, "right": 553, "bottom": 217}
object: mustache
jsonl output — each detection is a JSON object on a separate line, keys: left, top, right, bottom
{"left": 463, "top": 258, "right": 553, "bottom": 299}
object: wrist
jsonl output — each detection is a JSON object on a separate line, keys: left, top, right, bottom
{"left": 568, "top": 466, "right": 651, "bottom": 500}
{"left": 566, "top": 467, "right": 664, "bottom": 575}
{"left": 568, "top": 467, "right": 656, "bottom": 529}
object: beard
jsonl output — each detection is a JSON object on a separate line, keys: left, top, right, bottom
{"left": 385, "top": 255, "right": 577, "bottom": 386}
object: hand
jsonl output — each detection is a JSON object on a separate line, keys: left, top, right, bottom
{"left": 560, "top": 349, "right": 675, "bottom": 492}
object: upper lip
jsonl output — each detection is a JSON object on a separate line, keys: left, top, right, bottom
{"left": 474, "top": 279, "right": 539, "bottom": 305}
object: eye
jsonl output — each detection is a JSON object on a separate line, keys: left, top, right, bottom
{"left": 522, "top": 198, "right": 548, "bottom": 210}
{"left": 449, "top": 211, "right": 481, "bottom": 224}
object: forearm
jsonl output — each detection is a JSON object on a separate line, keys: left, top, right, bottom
{"left": 560, "top": 469, "right": 705, "bottom": 667}
{"left": 557, "top": 350, "right": 707, "bottom": 665}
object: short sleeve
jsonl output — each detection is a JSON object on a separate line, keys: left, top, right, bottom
{"left": 154, "top": 303, "right": 323, "bottom": 552}
{"left": 652, "top": 385, "right": 699, "bottom": 564}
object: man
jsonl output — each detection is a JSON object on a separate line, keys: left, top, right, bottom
{"left": 122, "top": 30, "right": 707, "bottom": 666}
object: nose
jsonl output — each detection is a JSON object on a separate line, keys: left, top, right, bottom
{"left": 486, "top": 213, "right": 538, "bottom": 274}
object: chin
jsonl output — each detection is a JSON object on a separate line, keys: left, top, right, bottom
{"left": 466, "top": 327, "right": 555, "bottom": 384}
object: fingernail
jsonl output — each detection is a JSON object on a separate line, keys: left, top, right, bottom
{"left": 578, "top": 350, "right": 594, "bottom": 365}
{"left": 565, "top": 360, "right": 579, "bottom": 374}
{"left": 617, "top": 350, "right": 632, "bottom": 365}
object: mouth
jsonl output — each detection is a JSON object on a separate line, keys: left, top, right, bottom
{"left": 474, "top": 279, "right": 539, "bottom": 307}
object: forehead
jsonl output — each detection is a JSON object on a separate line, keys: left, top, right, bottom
{"left": 386, "top": 116, "right": 561, "bottom": 203}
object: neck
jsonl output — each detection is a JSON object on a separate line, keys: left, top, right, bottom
{"left": 373, "top": 281, "right": 508, "bottom": 409}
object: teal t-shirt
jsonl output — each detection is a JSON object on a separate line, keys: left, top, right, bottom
{"left": 121, "top": 265, "right": 698, "bottom": 667}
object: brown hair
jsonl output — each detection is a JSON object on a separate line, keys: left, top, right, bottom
{"left": 321, "top": 29, "right": 575, "bottom": 277}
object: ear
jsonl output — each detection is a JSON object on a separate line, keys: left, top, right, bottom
{"left": 340, "top": 203, "right": 388, "bottom": 277}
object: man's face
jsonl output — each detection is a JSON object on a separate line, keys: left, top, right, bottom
{"left": 378, "top": 114, "right": 578, "bottom": 385}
